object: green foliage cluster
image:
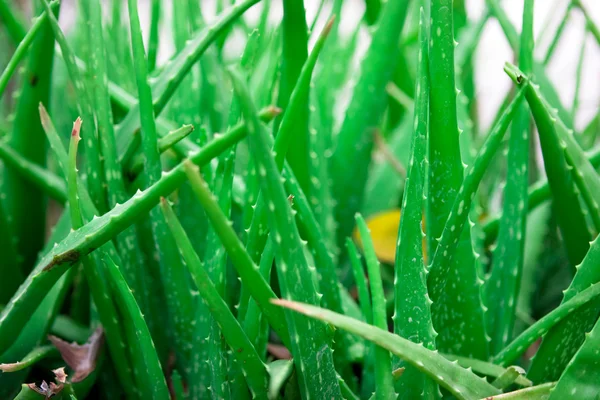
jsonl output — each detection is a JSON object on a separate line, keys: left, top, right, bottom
{"left": 0, "top": 0, "right": 599, "bottom": 398}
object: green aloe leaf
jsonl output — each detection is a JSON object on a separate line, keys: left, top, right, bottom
{"left": 244, "top": 16, "right": 334, "bottom": 268}
{"left": 442, "top": 354, "right": 531, "bottom": 387}
{"left": 273, "top": 300, "right": 501, "bottom": 400}
{"left": 428, "top": 83, "right": 527, "bottom": 358}
{"left": 542, "top": 3, "right": 572, "bottom": 65}
{"left": 346, "top": 239, "right": 372, "bottom": 324}
{"left": 169, "top": 0, "right": 203, "bottom": 149}
{"left": 103, "top": 256, "right": 169, "bottom": 400}
{"left": 13, "top": 384, "right": 45, "bottom": 400}
{"left": 267, "top": 359, "right": 294, "bottom": 400}
{"left": 330, "top": 0, "right": 410, "bottom": 246}
{"left": 66, "top": 118, "right": 83, "bottom": 227}
{"left": 573, "top": 0, "right": 600, "bottom": 45}
{"left": 363, "top": 0, "right": 381, "bottom": 25}
{"left": 161, "top": 195, "right": 269, "bottom": 399}
{"left": 455, "top": 8, "right": 489, "bottom": 139}
{"left": 307, "top": 76, "right": 336, "bottom": 259}
{"left": 0, "top": 140, "right": 67, "bottom": 204}
{"left": 227, "top": 32, "right": 273, "bottom": 398}
{"left": 186, "top": 141, "right": 231, "bottom": 396}
{"left": 346, "top": 238, "right": 375, "bottom": 395}
{"left": 493, "top": 278, "right": 600, "bottom": 366}
{"left": 492, "top": 366, "right": 527, "bottom": 390}
{"left": 127, "top": 0, "right": 196, "bottom": 377}
{"left": 146, "top": 0, "right": 160, "bottom": 72}
{"left": 2, "top": 1, "right": 58, "bottom": 272}
{"left": 281, "top": 163, "right": 359, "bottom": 367}
{"left": 0, "top": 346, "right": 56, "bottom": 373}
{"left": 106, "top": 0, "right": 135, "bottom": 91}
{"left": 338, "top": 374, "right": 361, "bottom": 400}
{"left": 515, "top": 64, "right": 592, "bottom": 269}
{"left": 549, "top": 309, "right": 600, "bottom": 399}
{"left": 313, "top": 0, "right": 353, "bottom": 158}
{"left": 355, "top": 214, "right": 395, "bottom": 400}
{"left": 275, "top": 0, "right": 309, "bottom": 192}
{"left": 40, "top": 0, "right": 105, "bottom": 213}
{"left": 485, "top": 0, "right": 534, "bottom": 354}
{"left": 426, "top": 0, "right": 463, "bottom": 251}
{"left": 230, "top": 68, "right": 342, "bottom": 399}
{"left": 393, "top": 9, "right": 438, "bottom": 399}
{"left": 0, "top": 193, "right": 22, "bottom": 304}
{"left": 504, "top": 63, "right": 600, "bottom": 382}
{"left": 80, "top": 0, "right": 126, "bottom": 209}
{"left": 482, "top": 144, "right": 600, "bottom": 245}
{"left": 539, "top": 98, "right": 600, "bottom": 232}
{"left": 176, "top": 164, "right": 291, "bottom": 347}
{"left": 240, "top": 235, "right": 275, "bottom": 353}
{"left": 425, "top": 0, "right": 490, "bottom": 359}
{"left": 571, "top": 29, "right": 587, "bottom": 125}
{"left": 125, "top": 124, "right": 195, "bottom": 177}
{"left": 0, "top": 0, "right": 27, "bottom": 44}
{"left": 480, "top": 383, "right": 556, "bottom": 400}
{"left": 189, "top": 5, "right": 228, "bottom": 137}
{"left": 0, "top": 3, "right": 56, "bottom": 97}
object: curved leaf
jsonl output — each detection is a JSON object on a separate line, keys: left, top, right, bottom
{"left": 273, "top": 300, "right": 501, "bottom": 400}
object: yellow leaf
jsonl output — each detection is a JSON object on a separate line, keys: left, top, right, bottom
{"left": 354, "top": 209, "right": 401, "bottom": 264}
{"left": 354, "top": 209, "right": 427, "bottom": 264}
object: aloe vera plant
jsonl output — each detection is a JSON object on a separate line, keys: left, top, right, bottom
{"left": 392, "top": 8, "right": 439, "bottom": 398}
{"left": 355, "top": 215, "right": 395, "bottom": 399}
{"left": 485, "top": 0, "right": 534, "bottom": 355}
{"left": 330, "top": 0, "right": 410, "bottom": 246}
{"left": 425, "top": 0, "right": 490, "bottom": 359}
{"left": 0, "top": 1, "right": 599, "bottom": 399}
{"left": 1, "top": 1, "right": 58, "bottom": 273}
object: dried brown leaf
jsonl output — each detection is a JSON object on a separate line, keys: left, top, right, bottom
{"left": 48, "top": 327, "right": 104, "bottom": 383}
{"left": 27, "top": 380, "right": 63, "bottom": 399}
{"left": 52, "top": 367, "right": 67, "bottom": 384}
